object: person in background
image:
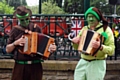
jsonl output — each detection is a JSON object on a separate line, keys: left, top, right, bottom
{"left": 70, "top": 7, "right": 115, "bottom": 80}
{"left": 5, "top": 6, "right": 56, "bottom": 80}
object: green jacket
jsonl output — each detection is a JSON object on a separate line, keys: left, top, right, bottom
{"left": 73, "top": 23, "right": 115, "bottom": 59}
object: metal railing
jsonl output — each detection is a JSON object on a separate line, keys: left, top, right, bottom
{"left": 0, "top": 14, "right": 119, "bottom": 60}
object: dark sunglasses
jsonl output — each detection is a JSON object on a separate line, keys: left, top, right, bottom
{"left": 20, "top": 18, "right": 29, "bottom": 22}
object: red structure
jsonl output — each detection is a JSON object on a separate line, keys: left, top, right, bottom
{"left": 2, "top": 17, "right": 85, "bottom": 37}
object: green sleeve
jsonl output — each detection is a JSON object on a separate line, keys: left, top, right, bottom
{"left": 72, "top": 43, "right": 78, "bottom": 50}
{"left": 101, "top": 27, "right": 115, "bottom": 56}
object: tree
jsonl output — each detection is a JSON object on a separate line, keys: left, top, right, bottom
{"left": 64, "top": 0, "right": 84, "bottom": 14}
{"left": 6, "top": 0, "right": 27, "bottom": 9}
{"left": 63, "top": 0, "right": 120, "bottom": 15}
{"left": 54, "top": 0, "right": 62, "bottom": 8}
{"left": 26, "top": 0, "right": 120, "bottom": 15}
{"left": 27, "top": 6, "right": 39, "bottom": 14}
{"left": 0, "top": 0, "right": 14, "bottom": 14}
{"left": 90, "top": 0, "right": 112, "bottom": 15}
{"left": 42, "top": 0, "right": 65, "bottom": 14}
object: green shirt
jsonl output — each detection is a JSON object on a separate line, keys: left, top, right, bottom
{"left": 73, "top": 23, "right": 115, "bottom": 59}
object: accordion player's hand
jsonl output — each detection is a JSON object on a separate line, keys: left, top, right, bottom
{"left": 49, "top": 43, "right": 57, "bottom": 53}
{"left": 71, "top": 36, "right": 80, "bottom": 44}
{"left": 13, "top": 35, "right": 26, "bottom": 46}
{"left": 25, "top": 29, "right": 32, "bottom": 34}
{"left": 92, "top": 38, "right": 101, "bottom": 49}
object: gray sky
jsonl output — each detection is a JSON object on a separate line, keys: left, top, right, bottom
{"left": 26, "top": 0, "right": 39, "bottom": 6}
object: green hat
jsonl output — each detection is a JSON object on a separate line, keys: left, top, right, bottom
{"left": 85, "top": 7, "right": 100, "bottom": 21}
{"left": 85, "top": 7, "right": 109, "bottom": 40}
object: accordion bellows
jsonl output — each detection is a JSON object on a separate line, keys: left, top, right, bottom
{"left": 78, "top": 30, "right": 103, "bottom": 56}
{"left": 19, "top": 32, "right": 55, "bottom": 59}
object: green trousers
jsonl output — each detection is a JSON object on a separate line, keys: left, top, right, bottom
{"left": 74, "top": 59, "right": 106, "bottom": 80}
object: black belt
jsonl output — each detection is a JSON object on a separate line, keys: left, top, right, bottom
{"left": 82, "top": 58, "right": 105, "bottom": 62}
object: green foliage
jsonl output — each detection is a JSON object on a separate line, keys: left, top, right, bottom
{"left": 27, "top": 6, "right": 39, "bottom": 14}
{"left": 116, "top": 5, "right": 120, "bottom": 15}
{"left": 0, "top": 0, "right": 14, "bottom": 14}
{"left": 64, "top": 0, "right": 84, "bottom": 14}
{"left": 63, "top": 0, "right": 120, "bottom": 15}
{"left": 90, "top": 0, "right": 112, "bottom": 15}
{"left": 42, "top": 0, "right": 66, "bottom": 14}
{"left": 27, "top": 0, "right": 120, "bottom": 15}
{"left": 6, "top": 0, "right": 27, "bottom": 9}
{"left": 54, "top": 0, "right": 62, "bottom": 8}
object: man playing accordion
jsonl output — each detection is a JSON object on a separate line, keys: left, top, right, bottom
{"left": 5, "top": 6, "right": 56, "bottom": 80}
{"left": 70, "top": 7, "right": 115, "bottom": 80}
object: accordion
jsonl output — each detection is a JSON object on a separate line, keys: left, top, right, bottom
{"left": 78, "top": 30, "right": 103, "bottom": 56}
{"left": 19, "top": 32, "right": 55, "bottom": 59}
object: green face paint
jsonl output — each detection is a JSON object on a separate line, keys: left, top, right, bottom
{"left": 16, "top": 13, "right": 30, "bottom": 27}
{"left": 87, "top": 14, "right": 98, "bottom": 27}
{"left": 19, "top": 18, "right": 29, "bottom": 27}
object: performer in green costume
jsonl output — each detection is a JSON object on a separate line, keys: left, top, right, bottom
{"left": 70, "top": 7, "right": 115, "bottom": 80}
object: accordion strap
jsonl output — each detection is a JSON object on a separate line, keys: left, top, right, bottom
{"left": 14, "top": 25, "right": 26, "bottom": 32}
{"left": 94, "top": 25, "right": 103, "bottom": 31}
{"left": 87, "top": 25, "right": 103, "bottom": 31}
{"left": 14, "top": 24, "right": 37, "bottom": 32}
